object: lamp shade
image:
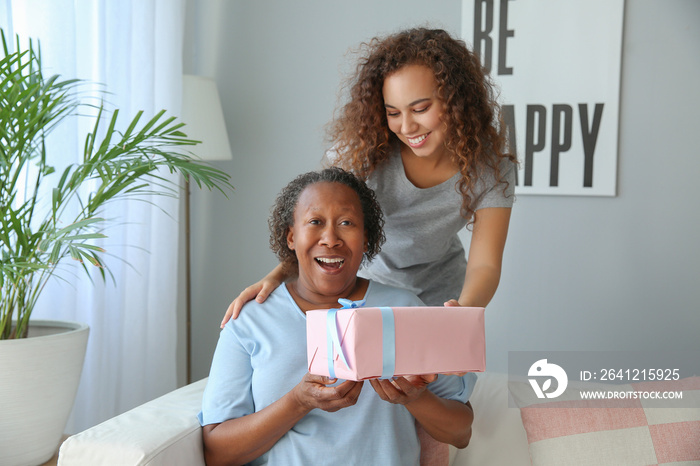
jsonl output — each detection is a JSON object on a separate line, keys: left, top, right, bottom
{"left": 181, "top": 74, "right": 232, "bottom": 161}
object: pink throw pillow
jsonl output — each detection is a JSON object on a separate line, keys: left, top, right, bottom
{"left": 511, "top": 377, "right": 700, "bottom": 465}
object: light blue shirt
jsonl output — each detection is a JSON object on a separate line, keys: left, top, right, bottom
{"left": 198, "top": 280, "right": 477, "bottom": 465}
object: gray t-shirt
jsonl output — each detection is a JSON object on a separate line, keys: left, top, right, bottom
{"left": 359, "top": 148, "right": 515, "bottom": 305}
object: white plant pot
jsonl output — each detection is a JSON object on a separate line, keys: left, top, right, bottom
{"left": 0, "top": 320, "right": 89, "bottom": 466}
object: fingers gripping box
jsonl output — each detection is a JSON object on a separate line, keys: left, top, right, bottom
{"left": 306, "top": 306, "right": 485, "bottom": 381}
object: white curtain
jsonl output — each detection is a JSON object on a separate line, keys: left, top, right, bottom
{"left": 1, "top": 0, "right": 185, "bottom": 433}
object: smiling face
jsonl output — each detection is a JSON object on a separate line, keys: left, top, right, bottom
{"left": 286, "top": 182, "right": 367, "bottom": 305}
{"left": 382, "top": 64, "right": 448, "bottom": 161}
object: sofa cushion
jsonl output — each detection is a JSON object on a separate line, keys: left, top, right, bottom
{"left": 450, "top": 372, "right": 531, "bottom": 466}
{"left": 510, "top": 376, "right": 700, "bottom": 465}
{"left": 58, "top": 378, "right": 207, "bottom": 466}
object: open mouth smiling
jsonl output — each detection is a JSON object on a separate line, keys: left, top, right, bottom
{"left": 407, "top": 132, "right": 429, "bottom": 147}
{"left": 315, "top": 257, "right": 345, "bottom": 270}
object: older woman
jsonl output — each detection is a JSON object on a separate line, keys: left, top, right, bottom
{"left": 198, "top": 168, "right": 475, "bottom": 466}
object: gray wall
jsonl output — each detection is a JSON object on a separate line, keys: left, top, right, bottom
{"left": 182, "top": 0, "right": 700, "bottom": 384}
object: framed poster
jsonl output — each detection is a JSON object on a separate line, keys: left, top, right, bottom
{"left": 462, "top": 0, "right": 625, "bottom": 196}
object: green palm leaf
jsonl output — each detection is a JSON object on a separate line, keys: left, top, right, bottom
{"left": 0, "top": 29, "right": 233, "bottom": 339}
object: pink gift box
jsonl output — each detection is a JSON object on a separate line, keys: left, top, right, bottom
{"left": 306, "top": 306, "right": 485, "bottom": 381}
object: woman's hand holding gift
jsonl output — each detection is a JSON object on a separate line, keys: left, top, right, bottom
{"left": 292, "top": 373, "right": 364, "bottom": 413}
{"left": 369, "top": 374, "right": 437, "bottom": 406}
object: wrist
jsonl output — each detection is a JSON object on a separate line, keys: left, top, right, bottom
{"left": 273, "top": 263, "right": 295, "bottom": 283}
{"left": 404, "top": 387, "right": 433, "bottom": 409}
{"left": 288, "top": 385, "right": 313, "bottom": 416}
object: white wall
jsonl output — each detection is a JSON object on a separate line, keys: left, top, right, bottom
{"left": 183, "top": 0, "right": 700, "bottom": 383}
{"left": 489, "top": 0, "right": 700, "bottom": 368}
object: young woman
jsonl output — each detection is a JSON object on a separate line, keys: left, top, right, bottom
{"left": 223, "top": 27, "right": 516, "bottom": 321}
{"left": 199, "top": 168, "right": 474, "bottom": 466}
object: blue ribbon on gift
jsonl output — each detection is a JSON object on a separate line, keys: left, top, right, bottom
{"left": 326, "top": 299, "right": 396, "bottom": 379}
{"left": 378, "top": 307, "right": 396, "bottom": 379}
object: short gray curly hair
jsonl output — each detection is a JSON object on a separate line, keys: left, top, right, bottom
{"left": 268, "top": 167, "right": 385, "bottom": 273}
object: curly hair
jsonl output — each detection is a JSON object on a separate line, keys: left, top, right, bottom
{"left": 269, "top": 167, "right": 385, "bottom": 274}
{"left": 327, "top": 27, "right": 516, "bottom": 223}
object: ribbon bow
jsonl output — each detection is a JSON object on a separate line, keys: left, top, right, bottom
{"left": 337, "top": 298, "right": 366, "bottom": 309}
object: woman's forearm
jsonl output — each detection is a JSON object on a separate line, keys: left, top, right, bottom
{"left": 203, "top": 391, "right": 309, "bottom": 466}
{"left": 457, "top": 263, "right": 501, "bottom": 307}
{"left": 223, "top": 263, "right": 294, "bottom": 325}
{"left": 457, "top": 207, "right": 511, "bottom": 307}
{"left": 405, "top": 394, "right": 473, "bottom": 448}
{"left": 269, "top": 262, "right": 293, "bottom": 282}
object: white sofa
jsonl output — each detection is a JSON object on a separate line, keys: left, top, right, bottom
{"left": 58, "top": 372, "right": 532, "bottom": 465}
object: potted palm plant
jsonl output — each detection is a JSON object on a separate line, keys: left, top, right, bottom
{"left": 0, "top": 31, "right": 232, "bottom": 465}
